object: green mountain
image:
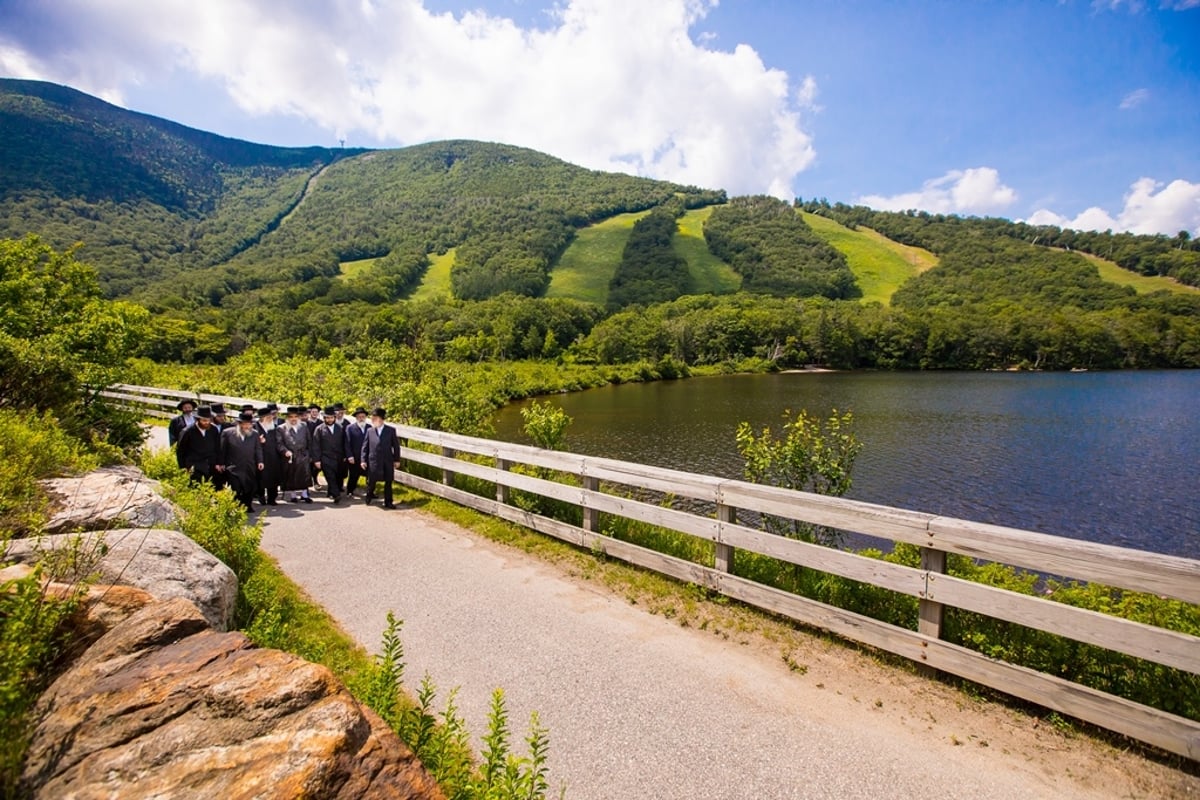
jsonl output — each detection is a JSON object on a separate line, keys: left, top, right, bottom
{"left": 0, "top": 79, "right": 346, "bottom": 297}
{"left": 0, "top": 79, "right": 723, "bottom": 306}
{"left": 3, "top": 79, "right": 1198, "bottom": 370}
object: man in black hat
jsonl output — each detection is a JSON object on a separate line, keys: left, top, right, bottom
{"left": 168, "top": 399, "right": 197, "bottom": 447}
{"left": 277, "top": 406, "right": 313, "bottom": 503}
{"left": 344, "top": 407, "right": 370, "bottom": 497}
{"left": 255, "top": 406, "right": 282, "bottom": 506}
{"left": 305, "top": 403, "right": 322, "bottom": 486}
{"left": 332, "top": 403, "right": 351, "bottom": 493}
{"left": 313, "top": 406, "right": 347, "bottom": 503}
{"left": 221, "top": 411, "right": 264, "bottom": 511}
{"left": 208, "top": 403, "right": 231, "bottom": 490}
{"left": 176, "top": 406, "right": 221, "bottom": 484}
{"left": 361, "top": 407, "right": 400, "bottom": 509}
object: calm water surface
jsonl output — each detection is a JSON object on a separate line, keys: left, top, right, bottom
{"left": 495, "top": 371, "right": 1200, "bottom": 559}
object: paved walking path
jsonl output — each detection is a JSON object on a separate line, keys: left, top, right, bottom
{"left": 255, "top": 495, "right": 1157, "bottom": 800}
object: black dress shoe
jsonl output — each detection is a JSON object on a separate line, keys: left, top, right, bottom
{"left": 364, "top": 496, "right": 373, "bottom": 506}
{"left": 302, "top": 496, "right": 313, "bottom": 504}
{"left": 267, "top": 500, "right": 278, "bottom": 506}
{"left": 383, "top": 503, "right": 397, "bottom": 509}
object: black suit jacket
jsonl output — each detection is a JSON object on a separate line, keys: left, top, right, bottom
{"left": 361, "top": 424, "right": 401, "bottom": 482}
{"left": 313, "top": 423, "right": 346, "bottom": 465}
{"left": 176, "top": 423, "right": 221, "bottom": 475}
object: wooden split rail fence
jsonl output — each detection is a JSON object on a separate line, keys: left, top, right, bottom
{"left": 108, "top": 384, "right": 1200, "bottom": 760}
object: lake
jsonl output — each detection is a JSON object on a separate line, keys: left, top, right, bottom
{"left": 495, "top": 371, "right": 1200, "bottom": 560}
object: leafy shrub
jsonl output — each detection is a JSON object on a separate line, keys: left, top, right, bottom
{"left": 0, "top": 562, "right": 85, "bottom": 796}
{"left": 0, "top": 410, "right": 99, "bottom": 535}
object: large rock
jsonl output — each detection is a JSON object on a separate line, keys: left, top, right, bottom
{"left": 21, "top": 597, "right": 444, "bottom": 800}
{"left": 6, "top": 528, "right": 237, "bottom": 630}
{"left": 41, "top": 465, "right": 177, "bottom": 534}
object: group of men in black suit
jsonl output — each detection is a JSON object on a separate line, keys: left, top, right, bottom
{"left": 169, "top": 399, "right": 401, "bottom": 511}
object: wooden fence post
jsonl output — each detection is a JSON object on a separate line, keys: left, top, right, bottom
{"left": 495, "top": 457, "right": 511, "bottom": 504}
{"left": 582, "top": 475, "right": 600, "bottom": 533}
{"left": 441, "top": 446, "right": 456, "bottom": 487}
{"left": 715, "top": 503, "right": 736, "bottom": 573}
{"left": 917, "top": 546, "right": 947, "bottom": 676}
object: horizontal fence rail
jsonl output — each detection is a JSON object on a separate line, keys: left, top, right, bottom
{"left": 111, "top": 384, "right": 1200, "bottom": 760}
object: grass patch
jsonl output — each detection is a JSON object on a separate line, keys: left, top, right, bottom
{"left": 1075, "top": 251, "right": 1200, "bottom": 296}
{"left": 339, "top": 257, "right": 379, "bottom": 279}
{"left": 675, "top": 205, "right": 741, "bottom": 295}
{"left": 546, "top": 211, "right": 649, "bottom": 303}
{"left": 339, "top": 257, "right": 377, "bottom": 278}
{"left": 410, "top": 248, "right": 457, "bottom": 301}
{"left": 801, "top": 211, "right": 937, "bottom": 304}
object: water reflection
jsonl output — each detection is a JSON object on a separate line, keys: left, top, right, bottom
{"left": 495, "top": 371, "right": 1200, "bottom": 559}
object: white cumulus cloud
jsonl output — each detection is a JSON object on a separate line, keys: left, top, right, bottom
{"left": 857, "top": 167, "right": 1018, "bottom": 215}
{"left": 1026, "top": 178, "right": 1200, "bottom": 235}
{"left": 0, "top": 0, "right": 818, "bottom": 198}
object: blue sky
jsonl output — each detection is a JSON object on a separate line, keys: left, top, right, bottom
{"left": 2, "top": 0, "right": 1198, "bottom": 233}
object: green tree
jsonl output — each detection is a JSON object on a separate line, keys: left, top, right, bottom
{"left": 0, "top": 236, "right": 148, "bottom": 424}
{"left": 735, "top": 409, "right": 862, "bottom": 545}
{"left": 521, "top": 400, "right": 572, "bottom": 451}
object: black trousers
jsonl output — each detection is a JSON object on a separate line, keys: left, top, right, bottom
{"left": 320, "top": 461, "right": 342, "bottom": 499}
{"left": 364, "top": 476, "right": 393, "bottom": 505}
{"left": 227, "top": 472, "right": 256, "bottom": 510}
{"left": 346, "top": 461, "right": 364, "bottom": 493}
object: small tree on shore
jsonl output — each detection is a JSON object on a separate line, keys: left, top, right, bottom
{"left": 735, "top": 409, "right": 862, "bottom": 546}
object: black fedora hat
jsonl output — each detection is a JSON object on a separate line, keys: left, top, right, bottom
{"left": 237, "top": 410, "right": 255, "bottom": 423}
{"left": 210, "top": 403, "right": 227, "bottom": 415}
{"left": 322, "top": 405, "right": 337, "bottom": 417}
{"left": 176, "top": 399, "right": 196, "bottom": 411}
{"left": 353, "top": 407, "right": 369, "bottom": 417}
{"left": 372, "top": 407, "right": 387, "bottom": 419}
{"left": 196, "top": 406, "right": 213, "bottom": 419}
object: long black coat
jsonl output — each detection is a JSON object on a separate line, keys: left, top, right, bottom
{"left": 361, "top": 424, "right": 400, "bottom": 483}
{"left": 312, "top": 422, "right": 346, "bottom": 467}
{"left": 255, "top": 422, "right": 282, "bottom": 487}
{"left": 176, "top": 423, "right": 221, "bottom": 476}
{"left": 220, "top": 426, "right": 263, "bottom": 483}
{"left": 276, "top": 423, "right": 312, "bottom": 491}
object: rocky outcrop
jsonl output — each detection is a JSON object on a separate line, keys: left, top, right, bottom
{"left": 6, "top": 528, "right": 237, "bottom": 630}
{"left": 41, "top": 464, "right": 177, "bottom": 534}
{"left": 21, "top": 597, "right": 445, "bottom": 800}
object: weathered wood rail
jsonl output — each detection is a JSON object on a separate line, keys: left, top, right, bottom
{"left": 111, "top": 384, "right": 1200, "bottom": 760}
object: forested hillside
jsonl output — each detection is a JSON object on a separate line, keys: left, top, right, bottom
{"left": 3, "top": 79, "right": 1198, "bottom": 371}
{"left": 0, "top": 79, "right": 346, "bottom": 296}
{"left": 0, "top": 79, "right": 723, "bottom": 308}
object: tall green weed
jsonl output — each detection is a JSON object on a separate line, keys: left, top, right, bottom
{"left": 359, "top": 612, "right": 558, "bottom": 800}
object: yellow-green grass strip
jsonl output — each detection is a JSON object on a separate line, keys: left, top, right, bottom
{"left": 800, "top": 211, "right": 938, "bottom": 305}
{"left": 1074, "top": 251, "right": 1200, "bottom": 296}
{"left": 547, "top": 211, "right": 650, "bottom": 303}
{"left": 409, "top": 248, "right": 456, "bottom": 301}
{"left": 338, "top": 257, "right": 378, "bottom": 278}
{"left": 675, "top": 206, "right": 741, "bottom": 295}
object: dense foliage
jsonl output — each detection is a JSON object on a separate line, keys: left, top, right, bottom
{"left": 801, "top": 198, "right": 1200, "bottom": 288}
{"left": 0, "top": 79, "right": 343, "bottom": 297}
{"left": 704, "top": 196, "right": 859, "bottom": 299}
{"left": 0, "top": 236, "right": 148, "bottom": 451}
{"left": 579, "top": 292, "right": 1200, "bottom": 370}
{"left": 1, "top": 80, "right": 723, "bottom": 311}
{"left": 607, "top": 205, "right": 691, "bottom": 309}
